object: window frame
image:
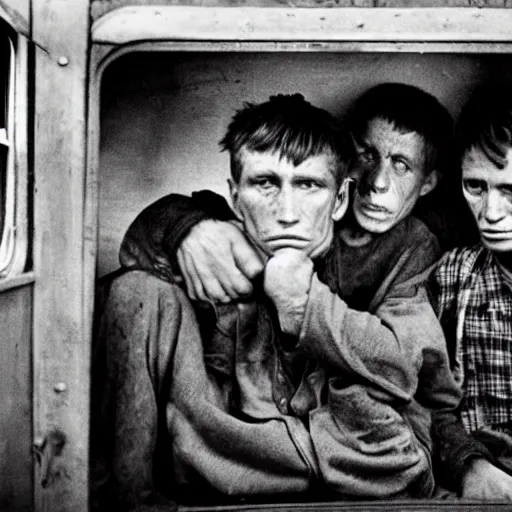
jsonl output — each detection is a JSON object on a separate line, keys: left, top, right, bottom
{"left": 0, "top": 18, "right": 29, "bottom": 284}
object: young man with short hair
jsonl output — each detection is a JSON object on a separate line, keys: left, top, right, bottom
{"left": 429, "top": 86, "right": 512, "bottom": 500}
{"left": 93, "top": 93, "right": 358, "bottom": 509}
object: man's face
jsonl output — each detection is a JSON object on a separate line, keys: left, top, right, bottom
{"left": 350, "top": 117, "right": 437, "bottom": 234}
{"left": 230, "top": 147, "right": 349, "bottom": 258}
{"left": 462, "top": 145, "right": 512, "bottom": 253}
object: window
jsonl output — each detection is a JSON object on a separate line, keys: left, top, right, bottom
{"left": 0, "top": 29, "right": 24, "bottom": 278}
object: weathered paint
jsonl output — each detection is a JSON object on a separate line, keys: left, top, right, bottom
{"left": 32, "top": 1, "right": 91, "bottom": 511}
{"left": 91, "top": 0, "right": 512, "bottom": 20}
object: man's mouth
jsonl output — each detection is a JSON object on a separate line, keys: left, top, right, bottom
{"left": 264, "top": 235, "right": 310, "bottom": 250}
{"left": 362, "top": 202, "right": 388, "bottom": 212}
{"left": 481, "top": 229, "right": 512, "bottom": 240}
{"left": 359, "top": 201, "right": 392, "bottom": 217}
{"left": 265, "top": 234, "right": 309, "bottom": 241}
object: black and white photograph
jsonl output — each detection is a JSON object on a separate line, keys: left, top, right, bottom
{"left": 2, "top": 1, "right": 512, "bottom": 511}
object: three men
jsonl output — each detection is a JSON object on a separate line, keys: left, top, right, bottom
{"left": 92, "top": 83, "right": 510, "bottom": 509}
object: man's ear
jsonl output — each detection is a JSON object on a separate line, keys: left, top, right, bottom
{"left": 332, "top": 178, "right": 352, "bottom": 222}
{"left": 228, "top": 178, "right": 243, "bottom": 219}
{"left": 419, "top": 170, "right": 439, "bottom": 197}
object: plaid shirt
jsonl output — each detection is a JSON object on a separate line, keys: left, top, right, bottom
{"left": 431, "top": 245, "right": 512, "bottom": 434}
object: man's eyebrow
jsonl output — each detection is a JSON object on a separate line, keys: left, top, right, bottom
{"left": 246, "top": 170, "right": 280, "bottom": 182}
{"left": 390, "top": 150, "right": 412, "bottom": 160}
{"left": 247, "top": 169, "right": 278, "bottom": 176}
{"left": 292, "top": 169, "right": 333, "bottom": 182}
{"left": 292, "top": 174, "right": 329, "bottom": 182}
{"left": 389, "top": 150, "right": 420, "bottom": 165}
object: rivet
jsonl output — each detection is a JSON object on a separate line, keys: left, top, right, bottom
{"left": 54, "top": 382, "right": 67, "bottom": 393}
{"left": 57, "top": 56, "right": 69, "bottom": 67}
{"left": 33, "top": 436, "right": 45, "bottom": 449}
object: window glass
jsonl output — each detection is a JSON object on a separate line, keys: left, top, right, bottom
{"left": 0, "top": 33, "right": 16, "bottom": 276}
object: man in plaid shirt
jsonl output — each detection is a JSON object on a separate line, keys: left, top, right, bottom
{"left": 429, "top": 85, "right": 512, "bottom": 500}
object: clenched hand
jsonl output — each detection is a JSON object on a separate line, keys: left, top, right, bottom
{"left": 177, "top": 219, "right": 265, "bottom": 303}
{"left": 263, "top": 248, "right": 314, "bottom": 336}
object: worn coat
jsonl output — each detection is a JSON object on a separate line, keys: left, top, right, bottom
{"left": 93, "top": 192, "right": 475, "bottom": 505}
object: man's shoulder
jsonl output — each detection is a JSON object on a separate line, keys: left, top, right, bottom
{"left": 383, "top": 216, "right": 440, "bottom": 258}
{"left": 402, "top": 215, "right": 439, "bottom": 244}
{"left": 437, "top": 244, "right": 485, "bottom": 269}
{"left": 434, "top": 244, "right": 487, "bottom": 286}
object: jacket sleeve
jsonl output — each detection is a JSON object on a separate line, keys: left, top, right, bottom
{"left": 297, "top": 236, "right": 461, "bottom": 411}
{"left": 428, "top": 252, "right": 495, "bottom": 492}
{"left": 431, "top": 407, "right": 494, "bottom": 492}
{"left": 118, "top": 190, "right": 236, "bottom": 282}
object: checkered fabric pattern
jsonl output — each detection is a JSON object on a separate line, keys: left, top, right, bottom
{"left": 432, "top": 246, "right": 512, "bottom": 435}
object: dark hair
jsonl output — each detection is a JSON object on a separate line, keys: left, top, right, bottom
{"left": 347, "top": 83, "right": 453, "bottom": 177}
{"left": 456, "top": 84, "right": 512, "bottom": 169}
{"left": 220, "top": 93, "right": 354, "bottom": 185}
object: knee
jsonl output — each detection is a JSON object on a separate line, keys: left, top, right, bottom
{"left": 96, "top": 271, "right": 193, "bottom": 380}
{"left": 96, "top": 271, "right": 195, "bottom": 353}
{"left": 107, "top": 270, "right": 191, "bottom": 316}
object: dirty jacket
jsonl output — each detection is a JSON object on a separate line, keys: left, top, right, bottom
{"left": 117, "top": 191, "right": 465, "bottom": 497}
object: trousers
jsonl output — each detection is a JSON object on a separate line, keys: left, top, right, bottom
{"left": 91, "top": 271, "right": 434, "bottom": 508}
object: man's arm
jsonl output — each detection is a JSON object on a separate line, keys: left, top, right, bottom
{"left": 266, "top": 232, "right": 459, "bottom": 406}
{"left": 298, "top": 270, "right": 457, "bottom": 405}
{"left": 431, "top": 406, "right": 512, "bottom": 497}
{"left": 278, "top": 248, "right": 512, "bottom": 499}
{"left": 262, "top": 237, "right": 467, "bottom": 495}
{"left": 119, "top": 191, "right": 264, "bottom": 301}
{"left": 177, "top": 219, "right": 264, "bottom": 302}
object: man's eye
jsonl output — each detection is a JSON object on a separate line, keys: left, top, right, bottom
{"left": 358, "top": 150, "right": 375, "bottom": 164}
{"left": 392, "top": 159, "right": 410, "bottom": 175}
{"left": 463, "top": 179, "right": 485, "bottom": 196}
{"left": 254, "top": 178, "right": 275, "bottom": 190}
{"left": 501, "top": 186, "right": 512, "bottom": 197}
{"left": 297, "top": 180, "right": 320, "bottom": 190}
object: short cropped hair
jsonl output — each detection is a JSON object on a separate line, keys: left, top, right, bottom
{"left": 220, "top": 93, "right": 354, "bottom": 185}
{"left": 457, "top": 84, "right": 512, "bottom": 169}
{"left": 347, "top": 83, "right": 453, "bottom": 177}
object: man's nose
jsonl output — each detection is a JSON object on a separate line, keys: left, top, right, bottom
{"left": 360, "top": 160, "right": 390, "bottom": 194}
{"left": 483, "top": 190, "right": 506, "bottom": 223}
{"left": 277, "top": 186, "right": 300, "bottom": 225}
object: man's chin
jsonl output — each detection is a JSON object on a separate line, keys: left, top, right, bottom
{"left": 481, "top": 236, "right": 512, "bottom": 254}
{"left": 354, "top": 211, "right": 395, "bottom": 234}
